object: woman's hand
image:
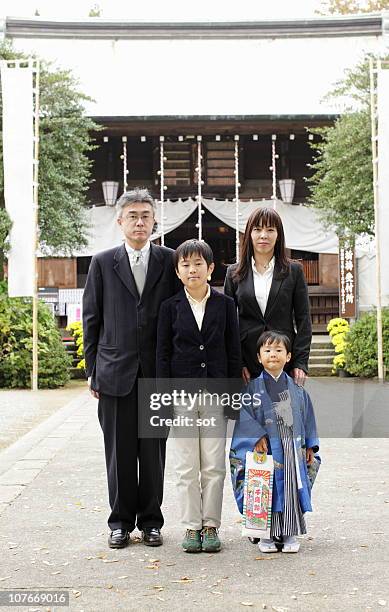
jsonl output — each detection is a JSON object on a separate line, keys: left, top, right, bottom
{"left": 291, "top": 367, "right": 307, "bottom": 387}
{"left": 242, "top": 366, "right": 251, "bottom": 384}
{"left": 254, "top": 436, "right": 268, "bottom": 453}
{"left": 306, "top": 447, "right": 314, "bottom": 465}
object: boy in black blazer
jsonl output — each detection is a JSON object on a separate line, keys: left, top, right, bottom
{"left": 157, "top": 240, "right": 241, "bottom": 553}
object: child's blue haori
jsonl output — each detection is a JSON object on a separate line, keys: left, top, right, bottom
{"left": 230, "top": 372, "right": 320, "bottom": 515}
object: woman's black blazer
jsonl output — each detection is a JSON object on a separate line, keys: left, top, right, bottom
{"left": 224, "top": 260, "right": 312, "bottom": 377}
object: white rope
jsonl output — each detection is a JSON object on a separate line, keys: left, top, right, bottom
{"left": 234, "top": 137, "right": 240, "bottom": 262}
{"left": 196, "top": 137, "right": 203, "bottom": 241}
{"left": 122, "top": 136, "right": 128, "bottom": 192}
{"left": 159, "top": 137, "right": 165, "bottom": 246}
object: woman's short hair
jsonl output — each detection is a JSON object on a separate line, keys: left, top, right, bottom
{"left": 116, "top": 188, "right": 155, "bottom": 218}
{"left": 174, "top": 239, "right": 214, "bottom": 270}
{"left": 256, "top": 330, "right": 292, "bottom": 354}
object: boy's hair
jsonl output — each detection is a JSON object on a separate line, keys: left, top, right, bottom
{"left": 174, "top": 239, "right": 214, "bottom": 270}
{"left": 256, "top": 330, "right": 291, "bottom": 354}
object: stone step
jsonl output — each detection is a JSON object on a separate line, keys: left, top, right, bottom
{"left": 310, "top": 348, "right": 335, "bottom": 356}
{"left": 310, "top": 342, "right": 334, "bottom": 350}
{"left": 309, "top": 364, "right": 334, "bottom": 377}
{"left": 309, "top": 355, "right": 334, "bottom": 365}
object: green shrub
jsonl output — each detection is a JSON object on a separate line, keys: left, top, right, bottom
{"left": 66, "top": 321, "right": 85, "bottom": 370}
{"left": 327, "top": 317, "right": 350, "bottom": 374}
{"left": 0, "top": 281, "right": 71, "bottom": 388}
{"left": 344, "top": 308, "right": 389, "bottom": 378}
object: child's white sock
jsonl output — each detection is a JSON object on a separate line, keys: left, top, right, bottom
{"left": 258, "top": 538, "right": 278, "bottom": 553}
{"left": 282, "top": 535, "right": 300, "bottom": 553}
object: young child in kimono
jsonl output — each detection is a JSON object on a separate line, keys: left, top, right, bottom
{"left": 157, "top": 239, "right": 241, "bottom": 553}
{"left": 230, "top": 330, "right": 319, "bottom": 554}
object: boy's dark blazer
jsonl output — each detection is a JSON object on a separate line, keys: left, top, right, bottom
{"left": 156, "top": 287, "right": 241, "bottom": 384}
{"left": 224, "top": 260, "right": 312, "bottom": 377}
{"left": 83, "top": 241, "right": 178, "bottom": 397}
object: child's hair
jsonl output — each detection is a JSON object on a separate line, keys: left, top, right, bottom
{"left": 174, "top": 239, "right": 214, "bottom": 270}
{"left": 256, "top": 330, "right": 291, "bottom": 354}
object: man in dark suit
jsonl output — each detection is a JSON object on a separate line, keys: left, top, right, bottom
{"left": 83, "top": 188, "right": 177, "bottom": 549}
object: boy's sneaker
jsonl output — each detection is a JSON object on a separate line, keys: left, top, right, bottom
{"left": 282, "top": 536, "right": 300, "bottom": 553}
{"left": 201, "top": 527, "right": 221, "bottom": 552}
{"left": 258, "top": 538, "right": 278, "bottom": 553}
{"left": 182, "top": 529, "right": 202, "bottom": 553}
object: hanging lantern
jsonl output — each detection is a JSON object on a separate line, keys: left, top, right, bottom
{"left": 102, "top": 181, "right": 119, "bottom": 206}
{"left": 279, "top": 179, "right": 295, "bottom": 204}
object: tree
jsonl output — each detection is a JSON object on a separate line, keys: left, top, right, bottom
{"left": 317, "top": 0, "right": 389, "bottom": 14}
{"left": 307, "top": 55, "right": 383, "bottom": 238}
{"left": 0, "top": 41, "right": 100, "bottom": 279}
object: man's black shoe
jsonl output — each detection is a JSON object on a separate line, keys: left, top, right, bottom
{"left": 108, "top": 529, "right": 130, "bottom": 549}
{"left": 142, "top": 527, "right": 163, "bottom": 547}
{"left": 248, "top": 537, "right": 260, "bottom": 544}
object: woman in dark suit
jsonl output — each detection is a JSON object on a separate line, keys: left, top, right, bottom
{"left": 224, "top": 206, "right": 312, "bottom": 387}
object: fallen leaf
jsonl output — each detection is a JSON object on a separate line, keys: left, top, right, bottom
{"left": 0, "top": 576, "right": 11, "bottom": 582}
{"left": 145, "top": 565, "right": 159, "bottom": 570}
{"left": 102, "top": 559, "right": 119, "bottom": 564}
{"left": 302, "top": 591, "right": 313, "bottom": 595}
{"left": 308, "top": 571, "right": 316, "bottom": 576}
{"left": 118, "top": 575, "right": 129, "bottom": 579}
{"left": 171, "top": 576, "right": 194, "bottom": 583}
{"left": 360, "top": 545, "right": 368, "bottom": 548}
{"left": 378, "top": 601, "right": 387, "bottom": 607}
{"left": 51, "top": 571, "right": 61, "bottom": 575}
{"left": 106, "top": 584, "right": 113, "bottom": 590}
{"left": 157, "top": 597, "right": 165, "bottom": 602}
{"left": 72, "top": 590, "right": 81, "bottom": 598}
{"left": 240, "top": 603, "right": 254, "bottom": 607}
{"left": 166, "top": 563, "right": 176, "bottom": 566}
{"left": 211, "top": 591, "right": 223, "bottom": 595}
{"left": 149, "top": 559, "right": 160, "bottom": 563}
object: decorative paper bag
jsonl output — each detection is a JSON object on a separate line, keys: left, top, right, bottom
{"left": 242, "top": 451, "right": 274, "bottom": 539}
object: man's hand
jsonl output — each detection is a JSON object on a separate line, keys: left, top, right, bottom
{"left": 87, "top": 376, "right": 99, "bottom": 399}
{"left": 291, "top": 367, "right": 307, "bottom": 387}
{"left": 306, "top": 447, "right": 314, "bottom": 465}
{"left": 254, "top": 436, "right": 268, "bottom": 453}
{"left": 242, "top": 366, "right": 251, "bottom": 385}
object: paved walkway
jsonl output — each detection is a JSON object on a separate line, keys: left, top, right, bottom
{"left": 0, "top": 380, "right": 388, "bottom": 611}
{"left": 0, "top": 381, "right": 86, "bottom": 452}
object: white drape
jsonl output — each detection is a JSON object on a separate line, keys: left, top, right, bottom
{"left": 377, "top": 67, "right": 389, "bottom": 307}
{"left": 1, "top": 63, "right": 34, "bottom": 297}
{"left": 67, "top": 198, "right": 345, "bottom": 257}
{"left": 202, "top": 198, "right": 339, "bottom": 254}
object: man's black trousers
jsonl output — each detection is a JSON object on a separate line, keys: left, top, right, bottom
{"left": 98, "top": 382, "right": 166, "bottom": 532}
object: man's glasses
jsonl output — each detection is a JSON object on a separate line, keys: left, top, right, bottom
{"left": 122, "top": 213, "right": 154, "bottom": 223}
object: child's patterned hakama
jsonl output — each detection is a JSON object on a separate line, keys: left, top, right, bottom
{"left": 230, "top": 371, "right": 319, "bottom": 537}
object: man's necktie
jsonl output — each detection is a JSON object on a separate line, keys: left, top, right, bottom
{"left": 132, "top": 250, "right": 146, "bottom": 296}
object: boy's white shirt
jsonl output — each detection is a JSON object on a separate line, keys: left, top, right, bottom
{"left": 184, "top": 284, "right": 211, "bottom": 330}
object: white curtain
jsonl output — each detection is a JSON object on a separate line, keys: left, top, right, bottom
{"left": 51, "top": 198, "right": 374, "bottom": 263}
{"left": 202, "top": 198, "right": 339, "bottom": 254}
{"left": 1, "top": 62, "right": 34, "bottom": 297}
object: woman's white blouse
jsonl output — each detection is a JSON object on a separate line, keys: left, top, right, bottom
{"left": 251, "top": 256, "right": 275, "bottom": 316}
